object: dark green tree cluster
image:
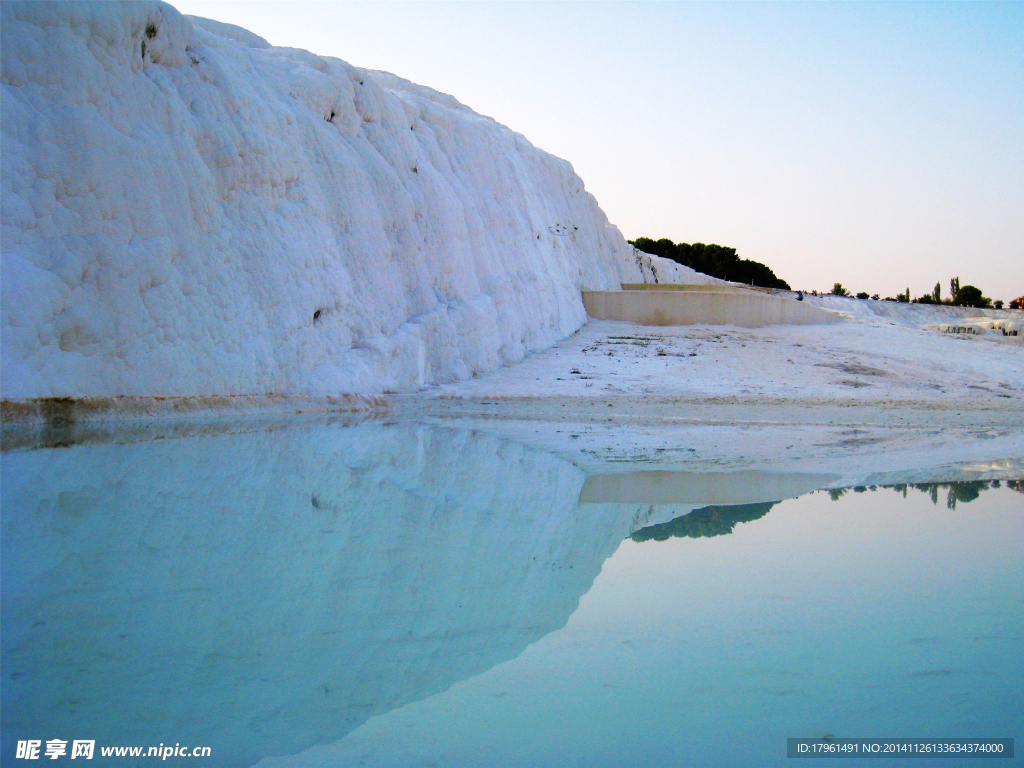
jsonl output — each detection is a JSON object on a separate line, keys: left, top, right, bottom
{"left": 951, "top": 285, "right": 990, "bottom": 308}
{"left": 630, "top": 238, "right": 790, "bottom": 290}
{"left": 630, "top": 502, "right": 777, "bottom": 542}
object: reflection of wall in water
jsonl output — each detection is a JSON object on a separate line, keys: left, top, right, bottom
{"left": 2, "top": 425, "right": 647, "bottom": 767}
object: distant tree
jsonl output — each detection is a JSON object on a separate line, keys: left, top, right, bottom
{"left": 1011, "top": 297, "right": 1023, "bottom": 310}
{"left": 950, "top": 276, "right": 960, "bottom": 300}
{"left": 831, "top": 283, "right": 849, "bottom": 296}
{"left": 855, "top": 291, "right": 870, "bottom": 300}
{"left": 871, "top": 294, "right": 880, "bottom": 300}
{"left": 908, "top": 480, "right": 1000, "bottom": 508}
{"left": 932, "top": 282, "right": 941, "bottom": 303}
{"left": 914, "top": 482, "right": 941, "bottom": 505}
{"left": 994, "top": 300, "right": 1004, "bottom": 309}
{"left": 630, "top": 238, "right": 791, "bottom": 289}
{"left": 896, "top": 288, "right": 910, "bottom": 303}
{"left": 952, "top": 285, "right": 991, "bottom": 308}
{"left": 945, "top": 480, "right": 990, "bottom": 510}
{"left": 914, "top": 293, "right": 935, "bottom": 304}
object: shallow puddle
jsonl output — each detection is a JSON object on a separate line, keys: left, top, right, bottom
{"left": 2, "top": 424, "right": 1021, "bottom": 766}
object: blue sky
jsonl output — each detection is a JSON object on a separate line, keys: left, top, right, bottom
{"left": 174, "top": 1, "right": 1023, "bottom": 301}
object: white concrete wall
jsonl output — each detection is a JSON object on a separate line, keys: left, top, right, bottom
{"left": 581, "top": 289, "right": 842, "bottom": 327}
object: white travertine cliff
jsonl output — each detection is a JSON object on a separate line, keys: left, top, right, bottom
{"left": 0, "top": 2, "right": 707, "bottom": 399}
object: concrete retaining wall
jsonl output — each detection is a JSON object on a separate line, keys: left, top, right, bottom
{"left": 581, "top": 288, "right": 842, "bottom": 327}
{"left": 621, "top": 282, "right": 785, "bottom": 295}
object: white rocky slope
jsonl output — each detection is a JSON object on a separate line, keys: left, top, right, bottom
{"left": 0, "top": 2, "right": 706, "bottom": 401}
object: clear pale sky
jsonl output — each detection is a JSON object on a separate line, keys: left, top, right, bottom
{"left": 174, "top": 1, "right": 1023, "bottom": 301}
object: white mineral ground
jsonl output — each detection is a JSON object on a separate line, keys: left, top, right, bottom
{"left": 396, "top": 303, "right": 1024, "bottom": 480}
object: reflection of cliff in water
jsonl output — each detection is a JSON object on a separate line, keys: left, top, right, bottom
{"left": 2, "top": 425, "right": 641, "bottom": 767}
{"left": 4, "top": 421, "right": 1017, "bottom": 768}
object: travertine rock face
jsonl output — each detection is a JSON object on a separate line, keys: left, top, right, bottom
{"left": 1, "top": 1, "right": 704, "bottom": 399}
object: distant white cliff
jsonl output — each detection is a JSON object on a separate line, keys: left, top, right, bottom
{"left": 0, "top": 2, "right": 706, "bottom": 400}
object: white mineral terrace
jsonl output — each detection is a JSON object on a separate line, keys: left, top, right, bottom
{"left": 0, "top": 2, "right": 708, "bottom": 402}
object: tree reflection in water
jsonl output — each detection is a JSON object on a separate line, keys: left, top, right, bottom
{"left": 631, "top": 480, "right": 1020, "bottom": 543}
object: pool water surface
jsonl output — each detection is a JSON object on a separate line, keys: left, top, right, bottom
{"left": 1, "top": 425, "right": 1021, "bottom": 767}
